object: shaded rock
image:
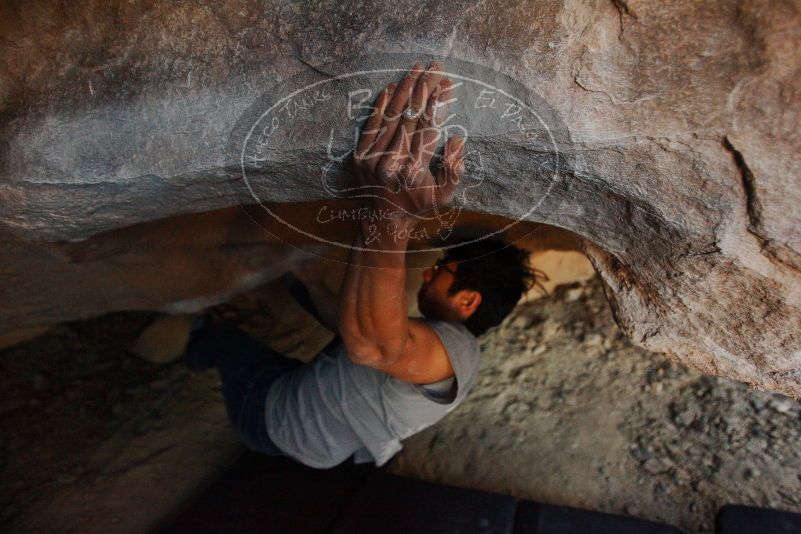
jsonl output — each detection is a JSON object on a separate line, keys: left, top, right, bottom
{"left": 565, "top": 287, "right": 584, "bottom": 302}
{"left": 749, "top": 397, "right": 768, "bottom": 413}
{"left": 642, "top": 457, "right": 673, "bottom": 475}
{"left": 129, "top": 315, "right": 194, "bottom": 365}
{"left": 523, "top": 250, "right": 595, "bottom": 302}
{"left": 0, "top": 0, "right": 799, "bottom": 398}
{"left": 768, "top": 395, "right": 798, "bottom": 415}
{"left": 149, "top": 379, "right": 169, "bottom": 392}
{"left": 670, "top": 400, "right": 703, "bottom": 428}
{"left": 674, "top": 467, "right": 692, "bottom": 486}
{"left": 630, "top": 444, "right": 652, "bottom": 463}
{"left": 742, "top": 466, "right": 761, "bottom": 480}
{"left": 31, "top": 372, "right": 49, "bottom": 392}
{"left": 648, "top": 382, "right": 663, "bottom": 395}
{"left": 131, "top": 419, "right": 151, "bottom": 436}
{"left": 583, "top": 333, "right": 604, "bottom": 347}
{"left": 0, "top": 326, "right": 52, "bottom": 351}
{"left": 510, "top": 315, "right": 531, "bottom": 330}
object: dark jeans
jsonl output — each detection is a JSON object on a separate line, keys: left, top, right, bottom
{"left": 185, "top": 319, "right": 299, "bottom": 454}
{"left": 184, "top": 272, "right": 338, "bottom": 455}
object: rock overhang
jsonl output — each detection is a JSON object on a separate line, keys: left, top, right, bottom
{"left": 0, "top": 0, "right": 799, "bottom": 398}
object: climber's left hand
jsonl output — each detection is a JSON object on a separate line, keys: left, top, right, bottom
{"left": 353, "top": 61, "right": 464, "bottom": 227}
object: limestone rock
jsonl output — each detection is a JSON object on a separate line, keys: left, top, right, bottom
{"left": 0, "top": 0, "right": 800, "bottom": 398}
{"left": 129, "top": 315, "right": 194, "bottom": 365}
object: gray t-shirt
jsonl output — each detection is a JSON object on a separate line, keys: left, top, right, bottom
{"left": 264, "top": 318, "right": 481, "bottom": 468}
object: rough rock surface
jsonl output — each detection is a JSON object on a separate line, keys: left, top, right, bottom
{"left": 390, "top": 278, "right": 801, "bottom": 533}
{"left": 1, "top": 1, "right": 800, "bottom": 396}
{"left": 3, "top": 274, "right": 799, "bottom": 532}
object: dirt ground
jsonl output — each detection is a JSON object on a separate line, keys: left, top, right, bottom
{"left": 0, "top": 312, "right": 242, "bottom": 533}
{"left": 389, "top": 279, "right": 801, "bottom": 532}
{"left": 2, "top": 272, "right": 800, "bottom": 533}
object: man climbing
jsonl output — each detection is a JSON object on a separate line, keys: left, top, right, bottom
{"left": 185, "top": 60, "right": 539, "bottom": 468}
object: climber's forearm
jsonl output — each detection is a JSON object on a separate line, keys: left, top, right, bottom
{"left": 338, "top": 215, "right": 413, "bottom": 365}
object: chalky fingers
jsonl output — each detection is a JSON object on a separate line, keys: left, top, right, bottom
{"left": 410, "top": 78, "right": 452, "bottom": 170}
{"left": 366, "top": 63, "right": 423, "bottom": 173}
{"left": 355, "top": 84, "right": 395, "bottom": 171}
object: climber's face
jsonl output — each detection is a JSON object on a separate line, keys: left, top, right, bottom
{"left": 417, "top": 259, "right": 481, "bottom": 323}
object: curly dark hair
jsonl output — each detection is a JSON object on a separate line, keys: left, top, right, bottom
{"left": 442, "top": 238, "right": 545, "bottom": 337}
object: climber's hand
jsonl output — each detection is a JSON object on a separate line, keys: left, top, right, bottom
{"left": 353, "top": 61, "right": 464, "bottom": 227}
